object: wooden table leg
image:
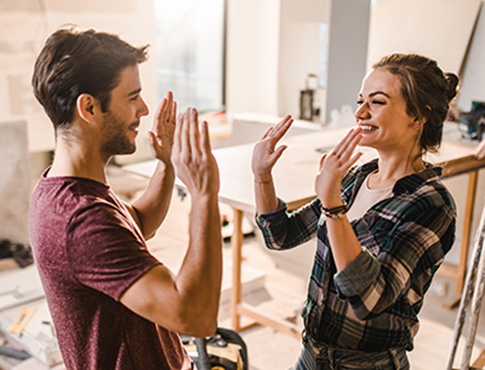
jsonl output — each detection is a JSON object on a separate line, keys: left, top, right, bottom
{"left": 231, "top": 208, "right": 244, "bottom": 332}
{"left": 457, "top": 171, "right": 478, "bottom": 294}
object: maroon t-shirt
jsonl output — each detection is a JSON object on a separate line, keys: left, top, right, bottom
{"left": 29, "top": 171, "right": 193, "bottom": 370}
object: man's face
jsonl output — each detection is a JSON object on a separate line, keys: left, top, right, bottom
{"left": 99, "top": 65, "right": 149, "bottom": 158}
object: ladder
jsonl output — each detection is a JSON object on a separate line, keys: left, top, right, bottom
{"left": 447, "top": 204, "right": 485, "bottom": 370}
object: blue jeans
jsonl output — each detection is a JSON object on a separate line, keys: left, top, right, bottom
{"left": 289, "top": 332, "right": 410, "bottom": 370}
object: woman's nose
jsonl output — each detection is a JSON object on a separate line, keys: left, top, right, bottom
{"left": 354, "top": 103, "right": 369, "bottom": 120}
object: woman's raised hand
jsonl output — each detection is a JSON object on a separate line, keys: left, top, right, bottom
{"left": 251, "top": 115, "right": 293, "bottom": 181}
{"left": 315, "top": 127, "right": 363, "bottom": 208}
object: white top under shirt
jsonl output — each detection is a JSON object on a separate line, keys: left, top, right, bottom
{"left": 346, "top": 173, "right": 393, "bottom": 222}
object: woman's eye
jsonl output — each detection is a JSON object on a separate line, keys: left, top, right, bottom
{"left": 372, "top": 100, "right": 385, "bottom": 105}
{"left": 356, "top": 100, "right": 363, "bottom": 105}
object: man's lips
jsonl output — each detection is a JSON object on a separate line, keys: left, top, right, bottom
{"left": 129, "top": 122, "right": 140, "bottom": 132}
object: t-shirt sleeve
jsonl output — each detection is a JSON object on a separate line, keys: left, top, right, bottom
{"left": 66, "top": 202, "right": 161, "bottom": 300}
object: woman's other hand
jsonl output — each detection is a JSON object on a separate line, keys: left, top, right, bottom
{"left": 315, "top": 127, "right": 363, "bottom": 208}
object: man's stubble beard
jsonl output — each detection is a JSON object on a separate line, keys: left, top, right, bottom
{"left": 99, "top": 109, "right": 137, "bottom": 160}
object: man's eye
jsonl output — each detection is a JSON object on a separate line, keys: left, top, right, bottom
{"left": 131, "top": 96, "right": 138, "bottom": 102}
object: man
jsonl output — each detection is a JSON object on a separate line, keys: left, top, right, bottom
{"left": 29, "top": 27, "right": 222, "bottom": 369}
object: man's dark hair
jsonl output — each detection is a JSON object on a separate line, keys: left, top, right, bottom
{"left": 32, "top": 27, "right": 148, "bottom": 131}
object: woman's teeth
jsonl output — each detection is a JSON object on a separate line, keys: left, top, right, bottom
{"left": 360, "top": 125, "right": 377, "bottom": 131}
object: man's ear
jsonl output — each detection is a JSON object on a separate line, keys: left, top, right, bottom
{"left": 75, "top": 94, "right": 97, "bottom": 123}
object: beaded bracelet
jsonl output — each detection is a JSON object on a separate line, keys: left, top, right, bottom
{"left": 321, "top": 201, "right": 348, "bottom": 219}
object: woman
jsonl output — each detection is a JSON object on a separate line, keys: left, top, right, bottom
{"left": 252, "top": 54, "right": 459, "bottom": 369}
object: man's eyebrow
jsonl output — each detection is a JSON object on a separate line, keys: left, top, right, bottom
{"left": 128, "top": 88, "right": 142, "bottom": 96}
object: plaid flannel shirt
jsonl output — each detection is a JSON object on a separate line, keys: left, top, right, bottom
{"left": 255, "top": 159, "right": 456, "bottom": 352}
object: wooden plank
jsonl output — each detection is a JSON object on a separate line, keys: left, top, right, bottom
{"left": 231, "top": 209, "right": 244, "bottom": 332}
{"left": 472, "top": 348, "right": 485, "bottom": 368}
{"left": 457, "top": 172, "right": 479, "bottom": 293}
{"left": 237, "top": 302, "right": 301, "bottom": 340}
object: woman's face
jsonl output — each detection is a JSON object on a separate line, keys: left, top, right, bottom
{"left": 354, "top": 68, "right": 419, "bottom": 154}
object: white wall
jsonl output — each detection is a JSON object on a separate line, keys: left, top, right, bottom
{"left": 0, "top": 0, "right": 157, "bottom": 164}
{"left": 458, "top": 2, "right": 485, "bottom": 111}
{"left": 225, "top": 0, "right": 331, "bottom": 120}
{"left": 0, "top": 121, "right": 30, "bottom": 244}
{"left": 225, "top": 0, "right": 281, "bottom": 119}
{"left": 325, "top": 0, "right": 370, "bottom": 123}
{"left": 277, "top": 0, "right": 329, "bottom": 117}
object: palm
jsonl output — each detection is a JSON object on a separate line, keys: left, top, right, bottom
{"left": 150, "top": 91, "right": 177, "bottom": 164}
{"left": 315, "top": 127, "right": 363, "bottom": 207}
{"left": 251, "top": 115, "right": 293, "bottom": 177}
{"left": 252, "top": 137, "right": 281, "bottom": 174}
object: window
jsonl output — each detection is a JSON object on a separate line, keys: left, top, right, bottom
{"left": 154, "top": 0, "right": 225, "bottom": 113}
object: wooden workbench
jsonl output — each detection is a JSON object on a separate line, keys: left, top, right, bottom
{"left": 124, "top": 122, "right": 485, "bottom": 339}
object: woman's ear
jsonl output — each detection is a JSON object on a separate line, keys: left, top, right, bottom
{"left": 75, "top": 94, "right": 97, "bottom": 123}
{"left": 411, "top": 109, "right": 430, "bottom": 130}
{"left": 411, "top": 118, "right": 421, "bottom": 130}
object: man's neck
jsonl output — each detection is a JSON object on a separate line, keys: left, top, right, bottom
{"left": 48, "top": 136, "right": 109, "bottom": 184}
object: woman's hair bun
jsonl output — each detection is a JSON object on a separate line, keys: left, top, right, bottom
{"left": 445, "top": 72, "right": 459, "bottom": 102}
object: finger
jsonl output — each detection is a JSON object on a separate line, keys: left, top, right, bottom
{"left": 188, "top": 108, "right": 201, "bottom": 156}
{"left": 261, "top": 126, "right": 273, "bottom": 140}
{"left": 270, "top": 115, "right": 293, "bottom": 139}
{"left": 333, "top": 128, "right": 358, "bottom": 153}
{"left": 200, "top": 120, "right": 212, "bottom": 156}
{"left": 273, "top": 114, "right": 292, "bottom": 131}
{"left": 152, "top": 98, "right": 168, "bottom": 133}
{"left": 165, "top": 91, "right": 174, "bottom": 122}
{"left": 171, "top": 100, "right": 177, "bottom": 124}
{"left": 339, "top": 131, "right": 362, "bottom": 161}
{"left": 318, "top": 153, "right": 328, "bottom": 171}
{"left": 148, "top": 130, "right": 156, "bottom": 147}
{"left": 172, "top": 112, "right": 184, "bottom": 157}
{"left": 346, "top": 151, "right": 363, "bottom": 168}
{"left": 158, "top": 96, "right": 170, "bottom": 126}
{"left": 333, "top": 127, "right": 361, "bottom": 157}
{"left": 181, "top": 110, "right": 191, "bottom": 156}
{"left": 148, "top": 130, "right": 159, "bottom": 147}
{"left": 148, "top": 131, "right": 158, "bottom": 158}
{"left": 270, "top": 144, "right": 287, "bottom": 165}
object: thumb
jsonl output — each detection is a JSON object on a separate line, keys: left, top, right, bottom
{"left": 273, "top": 145, "right": 287, "bottom": 160}
{"left": 318, "top": 153, "right": 327, "bottom": 170}
{"left": 148, "top": 131, "right": 156, "bottom": 145}
{"left": 270, "top": 145, "right": 287, "bottom": 166}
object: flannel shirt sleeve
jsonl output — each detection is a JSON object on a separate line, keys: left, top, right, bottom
{"left": 334, "top": 202, "right": 456, "bottom": 320}
{"left": 255, "top": 197, "right": 320, "bottom": 250}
